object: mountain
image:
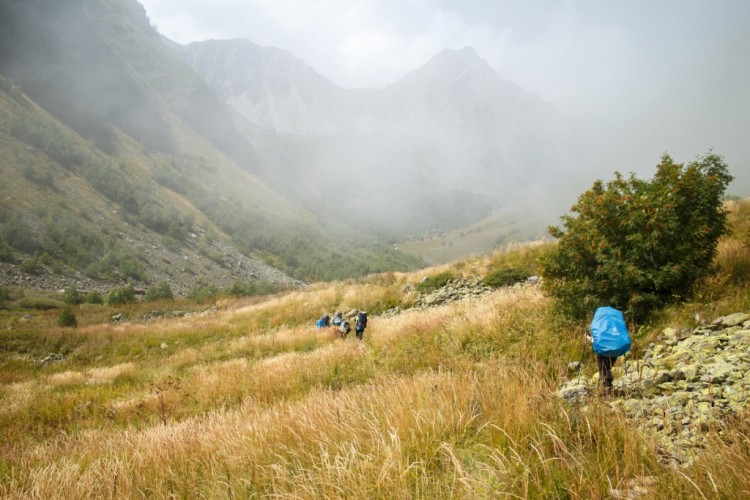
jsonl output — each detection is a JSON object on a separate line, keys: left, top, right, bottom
{"left": 173, "top": 38, "right": 373, "bottom": 136}
{"left": 0, "top": 0, "right": 421, "bottom": 292}
{"left": 177, "top": 42, "right": 579, "bottom": 237}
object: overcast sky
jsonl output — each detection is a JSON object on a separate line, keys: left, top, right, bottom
{"left": 138, "top": 0, "right": 750, "bottom": 193}
{"left": 138, "top": 0, "right": 749, "bottom": 115}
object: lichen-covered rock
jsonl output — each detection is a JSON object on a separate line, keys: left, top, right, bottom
{"left": 415, "top": 278, "right": 496, "bottom": 308}
{"left": 559, "top": 312, "right": 750, "bottom": 466}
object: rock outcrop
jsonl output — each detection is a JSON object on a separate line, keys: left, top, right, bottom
{"left": 560, "top": 312, "right": 750, "bottom": 466}
{"left": 416, "top": 278, "right": 493, "bottom": 308}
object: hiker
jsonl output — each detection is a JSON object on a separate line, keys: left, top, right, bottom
{"left": 355, "top": 311, "right": 368, "bottom": 341}
{"left": 316, "top": 314, "right": 331, "bottom": 329}
{"left": 332, "top": 312, "right": 342, "bottom": 327}
{"left": 586, "top": 306, "right": 631, "bottom": 394}
{"left": 338, "top": 319, "right": 351, "bottom": 338}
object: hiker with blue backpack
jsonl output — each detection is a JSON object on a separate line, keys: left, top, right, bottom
{"left": 585, "top": 306, "right": 631, "bottom": 394}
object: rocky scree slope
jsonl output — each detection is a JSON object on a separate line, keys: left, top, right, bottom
{"left": 0, "top": 225, "right": 304, "bottom": 296}
{"left": 561, "top": 312, "right": 750, "bottom": 466}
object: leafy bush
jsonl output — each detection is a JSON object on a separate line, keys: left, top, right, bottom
{"left": 62, "top": 288, "right": 83, "bottom": 305}
{"left": 19, "top": 257, "right": 42, "bottom": 275}
{"left": 57, "top": 305, "right": 77, "bottom": 327}
{"left": 22, "top": 166, "right": 55, "bottom": 188}
{"left": 1, "top": 216, "right": 41, "bottom": 253}
{"left": 85, "top": 291, "right": 104, "bottom": 304}
{"left": 226, "top": 280, "right": 285, "bottom": 297}
{"left": 0, "top": 239, "right": 15, "bottom": 262}
{"left": 18, "top": 297, "right": 62, "bottom": 310}
{"left": 481, "top": 268, "right": 529, "bottom": 288}
{"left": 188, "top": 281, "right": 217, "bottom": 303}
{"left": 146, "top": 281, "right": 173, "bottom": 301}
{"left": 542, "top": 153, "right": 733, "bottom": 321}
{"left": 107, "top": 285, "right": 136, "bottom": 305}
{"left": 416, "top": 271, "right": 455, "bottom": 293}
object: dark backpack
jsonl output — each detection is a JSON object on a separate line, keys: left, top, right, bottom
{"left": 356, "top": 312, "right": 367, "bottom": 330}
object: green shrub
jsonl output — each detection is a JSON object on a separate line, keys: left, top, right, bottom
{"left": 416, "top": 271, "right": 455, "bottom": 293}
{"left": 18, "top": 297, "right": 62, "bottom": 310}
{"left": 482, "top": 268, "right": 530, "bottom": 288}
{"left": 226, "top": 280, "right": 285, "bottom": 297}
{"left": 107, "top": 285, "right": 136, "bottom": 305}
{"left": 62, "top": 288, "right": 83, "bottom": 305}
{"left": 0, "top": 239, "right": 14, "bottom": 262}
{"left": 57, "top": 305, "right": 78, "bottom": 327}
{"left": 187, "top": 281, "right": 217, "bottom": 303}
{"left": 541, "top": 152, "right": 733, "bottom": 322}
{"left": 19, "top": 257, "right": 42, "bottom": 275}
{"left": 85, "top": 291, "right": 104, "bottom": 304}
{"left": 146, "top": 281, "right": 173, "bottom": 301}
{"left": 1, "top": 216, "right": 41, "bottom": 253}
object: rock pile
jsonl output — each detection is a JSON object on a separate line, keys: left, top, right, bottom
{"left": 560, "top": 312, "right": 750, "bottom": 466}
{"left": 415, "top": 276, "right": 540, "bottom": 309}
{"left": 415, "top": 278, "right": 494, "bottom": 308}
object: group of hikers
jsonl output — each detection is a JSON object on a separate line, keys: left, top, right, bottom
{"left": 313, "top": 305, "right": 629, "bottom": 392}
{"left": 316, "top": 310, "right": 368, "bottom": 340}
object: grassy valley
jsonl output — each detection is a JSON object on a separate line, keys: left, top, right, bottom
{"left": 399, "top": 201, "right": 552, "bottom": 264}
{"left": 0, "top": 199, "right": 748, "bottom": 497}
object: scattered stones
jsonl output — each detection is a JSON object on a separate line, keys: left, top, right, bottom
{"left": 199, "top": 306, "right": 218, "bottom": 317}
{"left": 609, "top": 476, "right": 656, "bottom": 499}
{"left": 559, "top": 312, "right": 750, "bottom": 466}
{"left": 38, "top": 353, "right": 65, "bottom": 365}
{"left": 559, "top": 381, "right": 589, "bottom": 403}
{"left": 716, "top": 312, "right": 750, "bottom": 327}
{"left": 142, "top": 311, "right": 164, "bottom": 320}
{"left": 110, "top": 313, "right": 125, "bottom": 323}
{"left": 415, "top": 278, "right": 494, "bottom": 308}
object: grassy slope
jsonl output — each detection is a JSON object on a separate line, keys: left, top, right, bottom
{"left": 0, "top": 200, "right": 748, "bottom": 498}
{"left": 0, "top": 0, "right": 422, "bottom": 284}
{"left": 399, "top": 201, "right": 553, "bottom": 265}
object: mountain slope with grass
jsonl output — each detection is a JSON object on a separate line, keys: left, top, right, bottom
{"left": 0, "top": 0, "right": 422, "bottom": 292}
{"left": 0, "top": 199, "right": 748, "bottom": 497}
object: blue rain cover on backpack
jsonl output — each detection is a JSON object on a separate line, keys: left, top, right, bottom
{"left": 591, "top": 306, "right": 631, "bottom": 357}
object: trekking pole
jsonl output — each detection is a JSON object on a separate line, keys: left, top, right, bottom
{"left": 577, "top": 325, "right": 587, "bottom": 385}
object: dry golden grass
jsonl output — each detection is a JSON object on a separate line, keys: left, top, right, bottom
{"left": 2, "top": 237, "right": 749, "bottom": 498}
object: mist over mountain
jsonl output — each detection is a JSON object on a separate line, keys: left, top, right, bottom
{"left": 0, "top": 0, "right": 421, "bottom": 290}
{"left": 4, "top": 0, "right": 740, "bottom": 290}
{"left": 176, "top": 40, "right": 580, "bottom": 236}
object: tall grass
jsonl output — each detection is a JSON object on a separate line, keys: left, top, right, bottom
{"left": 1, "top": 232, "right": 749, "bottom": 497}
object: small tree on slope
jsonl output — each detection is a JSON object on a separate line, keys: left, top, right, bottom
{"left": 541, "top": 152, "right": 733, "bottom": 322}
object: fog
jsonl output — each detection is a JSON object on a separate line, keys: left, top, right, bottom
{"left": 142, "top": 0, "right": 750, "bottom": 208}
{"left": 2, "top": 0, "right": 747, "bottom": 256}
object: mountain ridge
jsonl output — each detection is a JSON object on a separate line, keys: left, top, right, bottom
{"left": 175, "top": 38, "right": 579, "bottom": 236}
